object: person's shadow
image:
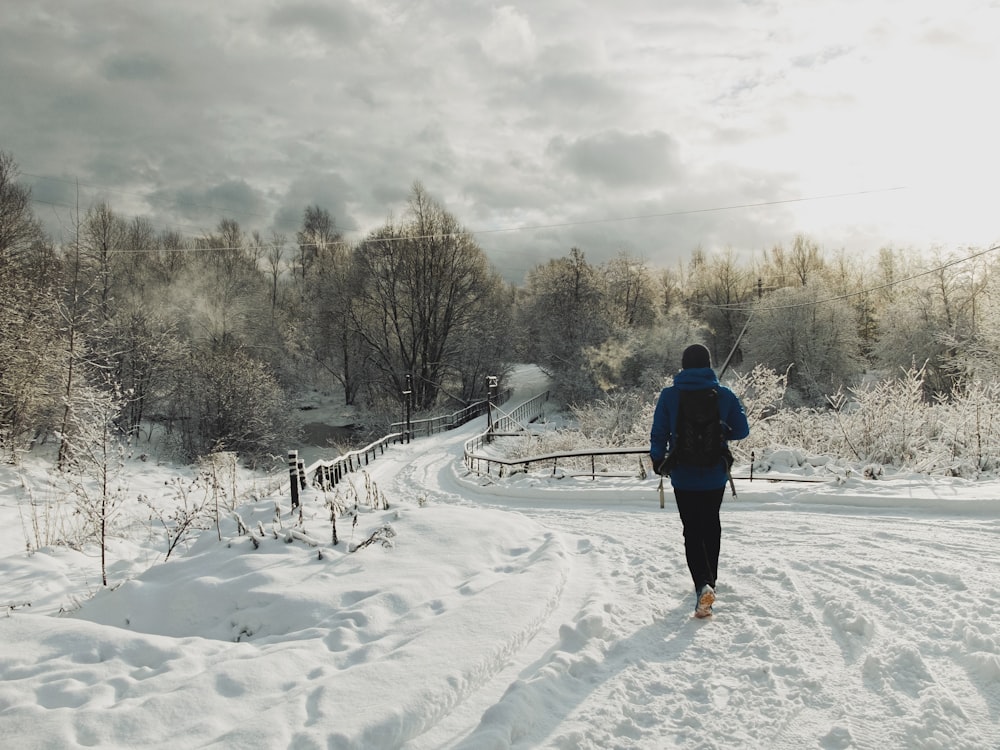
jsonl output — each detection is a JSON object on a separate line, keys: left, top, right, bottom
{"left": 450, "top": 595, "right": 715, "bottom": 749}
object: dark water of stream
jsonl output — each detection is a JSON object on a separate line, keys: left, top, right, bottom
{"left": 300, "top": 422, "right": 359, "bottom": 447}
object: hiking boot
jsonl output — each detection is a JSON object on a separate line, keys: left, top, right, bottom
{"left": 694, "top": 584, "right": 715, "bottom": 618}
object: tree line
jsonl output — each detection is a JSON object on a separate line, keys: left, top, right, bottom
{"left": 520, "top": 236, "right": 1000, "bottom": 407}
{"left": 2, "top": 148, "right": 997, "bottom": 466}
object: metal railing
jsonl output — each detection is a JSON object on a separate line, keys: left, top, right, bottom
{"left": 389, "top": 389, "right": 511, "bottom": 439}
{"left": 291, "top": 390, "right": 513, "bottom": 495}
{"left": 465, "top": 441, "right": 648, "bottom": 479}
{"left": 463, "top": 391, "right": 555, "bottom": 474}
{"left": 304, "top": 433, "right": 404, "bottom": 491}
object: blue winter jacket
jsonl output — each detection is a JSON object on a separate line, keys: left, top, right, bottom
{"left": 649, "top": 367, "right": 750, "bottom": 491}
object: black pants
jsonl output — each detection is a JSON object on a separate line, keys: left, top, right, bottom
{"left": 674, "top": 487, "right": 725, "bottom": 592}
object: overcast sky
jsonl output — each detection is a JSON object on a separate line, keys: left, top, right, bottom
{"left": 3, "top": 0, "right": 998, "bottom": 282}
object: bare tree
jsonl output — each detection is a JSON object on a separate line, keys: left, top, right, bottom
{"left": 265, "top": 231, "right": 286, "bottom": 313}
{"left": 745, "top": 281, "right": 862, "bottom": 403}
{"left": 686, "top": 247, "right": 755, "bottom": 367}
{"left": 295, "top": 205, "right": 341, "bottom": 281}
{"left": 81, "top": 201, "right": 127, "bottom": 323}
{"left": 789, "top": 233, "right": 825, "bottom": 286}
{"left": 516, "top": 247, "right": 610, "bottom": 402}
{"left": 351, "top": 183, "right": 507, "bottom": 410}
{"left": 0, "top": 151, "right": 41, "bottom": 262}
{"left": 602, "top": 250, "right": 656, "bottom": 329}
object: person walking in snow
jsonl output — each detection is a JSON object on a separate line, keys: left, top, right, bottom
{"left": 649, "top": 343, "right": 750, "bottom": 618}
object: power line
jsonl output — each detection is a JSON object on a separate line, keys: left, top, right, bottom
{"left": 24, "top": 168, "right": 905, "bottom": 236}
{"left": 469, "top": 187, "right": 908, "bottom": 235}
{"left": 701, "top": 243, "right": 1000, "bottom": 313}
{"left": 20, "top": 172, "right": 277, "bottom": 222}
{"left": 19, "top": 173, "right": 995, "bottom": 306}
{"left": 24, "top": 183, "right": 911, "bottom": 256}
{"left": 27, "top": 196, "right": 225, "bottom": 240}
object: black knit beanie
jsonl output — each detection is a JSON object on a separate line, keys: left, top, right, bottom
{"left": 681, "top": 344, "right": 711, "bottom": 370}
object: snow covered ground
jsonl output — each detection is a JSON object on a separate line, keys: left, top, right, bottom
{"left": 1, "top": 366, "right": 999, "bottom": 749}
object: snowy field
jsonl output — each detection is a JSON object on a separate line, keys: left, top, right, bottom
{"left": 1, "top": 368, "right": 999, "bottom": 749}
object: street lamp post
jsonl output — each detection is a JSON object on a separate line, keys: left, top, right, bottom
{"left": 486, "top": 375, "right": 498, "bottom": 434}
{"left": 403, "top": 373, "right": 413, "bottom": 444}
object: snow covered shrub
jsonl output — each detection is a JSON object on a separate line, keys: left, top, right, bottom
{"left": 349, "top": 524, "right": 396, "bottom": 552}
{"left": 726, "top": 365, "right": 790, "bottom": 463}
{"left": 938, "top": 378, "right": 1000, "bottom": 475}
{"left": 827, "top": 365, "right": 933, "bottom": 467}
{"left": 16, "top": 476, "right": 78, "bottom": 552}
{"left": 138, "top": 477, "right": 213, "bottom": 560}
{"left": 163, "top": 346, "right": 298, "bottom": 466}
{"left": 569, "top": 390, "right": 650, "bottom": 446}
{"left": 56, "top": 381, "right": 132, "bottom": 586}
{"left": 727, "top": 365, "right": 788, "bottom": 423}
{"left": 197, "top": 450, "right": 240, "bottom": 539}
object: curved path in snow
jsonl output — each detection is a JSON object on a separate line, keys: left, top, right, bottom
{"left": 360, "top": 373, "right": 1000, "bottom": 750}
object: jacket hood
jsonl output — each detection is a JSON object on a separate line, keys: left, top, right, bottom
{"left": 672, "top": 366, "right": 719, "bottom": 390}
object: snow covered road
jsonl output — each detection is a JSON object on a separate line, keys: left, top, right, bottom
{"left": 367, "top": 416, "right": 1000, "bottom": 749}
{"left": 1, "top": 375, "right": 998, "bottom": 749}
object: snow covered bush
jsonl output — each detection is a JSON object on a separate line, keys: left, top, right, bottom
{"left": 161, "top": 346, "right": 298, "bottom": 466}
{"left": 569, "top": 390, "right": 650, "bottom": 446}
{"left": 138, "top": 477, "right": 213, "bottom": 560}
{"left": 937, "top": 378, "right": 1000, "bottom": 475}
{"left": 494, "top": 363, "right": 1000, "bottom": 479}
{"left": 826, "top": 365, "right": 932, "bottom": 466}
{"left": 56, "top": 380, "right": 132, "bottom": 586}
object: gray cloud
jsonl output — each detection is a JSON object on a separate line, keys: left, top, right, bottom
{"left": 147, "top": 179, "right": 268, "bottom": 226}
{"left": 1, "top": 0, "right": 994, "bottom": 284}
{"left": 102, "top": 53, "right": 173, "bottom": 82}
{"left": 268, "top": 1, "right": 373, "bottom": 44}
{"left": 547, "top": 131, "right": 683, "bottom": 187}
{"left": 272, "top": 171, "right": 359, "bottom": 236}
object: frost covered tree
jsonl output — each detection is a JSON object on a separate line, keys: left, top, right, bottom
{"left": 685, "top": 248, "right": 755, "bottom": 368}
{"left": 516, "top": 248, "right": 610, "bottom": 402}
{"left": 80, "top": 201, "right": 127, "bottom": 323}
{"left": 601, "top": 251, "right": 656, "bottom": 329}
{"left": 616, "top": 308, "right": 708, "bottom": 391}
{"left": 0, "top": 152, "right": 63, "bottom": 452}
{"left": 788, "top": 234, "right": 825, "bottom": 287}
{"left": 874, "top": 250, "right": 989, "bottom": 396}
{"left": 295, "top": 205, "right": 342, "bottom": 282}
{"left": 744, "top": 282, "right": 862, "bottom": 403}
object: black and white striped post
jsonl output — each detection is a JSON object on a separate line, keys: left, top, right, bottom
{"left": 288, "top": 450, "right": 300, "bottom": 510}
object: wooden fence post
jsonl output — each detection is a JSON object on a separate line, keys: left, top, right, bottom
{"left": 288, "top": 450, "right": 300, "bottom": 511}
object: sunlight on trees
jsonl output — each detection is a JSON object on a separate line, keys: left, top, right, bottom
{"left": 4, "top": 146, "right": 1000, "bottom": 481}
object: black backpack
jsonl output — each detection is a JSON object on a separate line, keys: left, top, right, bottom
{"left": 664, "top": 388, "right": 728, "bottom": 472}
